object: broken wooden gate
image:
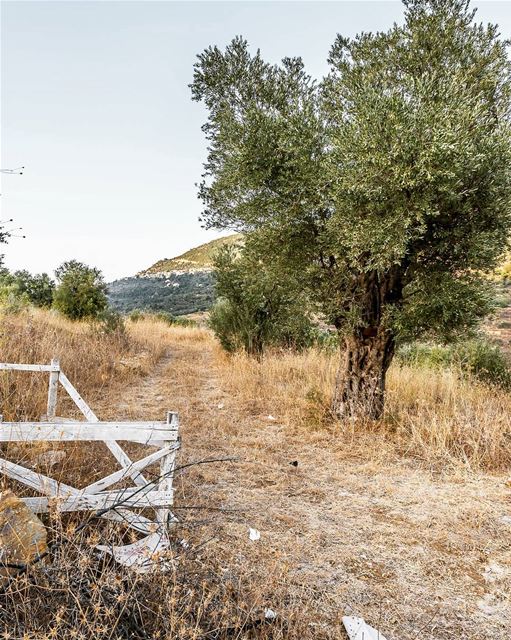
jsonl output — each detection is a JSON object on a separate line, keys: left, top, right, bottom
{"left": 0, "top": 359, "right": 180, "bottom": 567}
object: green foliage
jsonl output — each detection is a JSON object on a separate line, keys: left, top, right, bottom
{"left": 2, "top": 270, "right": 55, "bottom": 308}
{"left": 53, "top": 260, "right": 108, "bottom": 320}
{"left": 191, "top": 1, "right": 511, "bottom": 378}
{"left": 127, "top": 308, "right": 196, "bottom": 327}
{"left": 128, "top": 308, "right": 145, "bottom": 322}
{"left": 108, "top": 272, "right": 215, "bottom": 316}
{"left": 154, "top": 311, "right": 196, "bottom": 327}
{"left": 91, "top": 308, "right": 128, "bottom": 345}
{"left": 0, "top": 269, "right": 55, "bottom": 308}
{"left": 397, "top": 337, "right": 511, "bottom": 388}
{"left": 209, "top": 245, "right": 316, "bottom": 355}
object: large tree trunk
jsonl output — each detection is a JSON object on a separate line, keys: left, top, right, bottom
{"left": 332, "top": 327, "right": 395, "bottom": 421}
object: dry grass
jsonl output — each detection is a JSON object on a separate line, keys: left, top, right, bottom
{"left": 1, "top": 312, "right": 510, "bottom": 638}
{"left": 0, "top": 308, "right": 169, "bottom": 422}
{"left": 219, "top": 347, "right": 511, "bottom": 471}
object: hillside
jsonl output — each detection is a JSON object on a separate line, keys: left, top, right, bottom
{"left": 108, "top": 234, "right": 241, "bottom": 315}
{"left": 139, "top": 233, "right": 242, "bottom": 276}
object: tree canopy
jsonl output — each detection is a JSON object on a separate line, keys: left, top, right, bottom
{"left": 191, "top": 0, "right": 511, "bottom": 419}
{"left": 53, "top": 260, "right": 108, "bottom": 320}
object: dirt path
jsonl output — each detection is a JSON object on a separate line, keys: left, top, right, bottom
{"left": 95, "top": 336, "right": 511, "bottom": 640}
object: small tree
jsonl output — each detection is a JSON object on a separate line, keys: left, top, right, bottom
{"left": 53, "top": 260, "right": 108, "bottom": 320}
{"left": 191, "top": 0, "right": 511, "bottom": 420}
{"left": 210, "top": 244, "right": 315, "bottom": 355}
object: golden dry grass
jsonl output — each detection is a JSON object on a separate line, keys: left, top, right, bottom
{"left": 0, "top": 308, "right": 172, "bottom": 421}
{"left": 220, "top": 346, "right": 511, "bottom": 471}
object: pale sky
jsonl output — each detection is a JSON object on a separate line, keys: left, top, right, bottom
{"left": 2, "top": 1, "right": 510, "bottom": 281}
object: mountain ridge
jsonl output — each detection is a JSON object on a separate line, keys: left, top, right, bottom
{"left": 108, "top": 234, "right": 242, "bottom": 316}
{"left": 139, "top": 233, "right": 242, "bottom": 277}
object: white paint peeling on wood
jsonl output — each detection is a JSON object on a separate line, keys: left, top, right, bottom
{"left": 23, "top": 490, "right": 174, "bottom": 513}
{"left": 0, "top": 422, "right": 178, "bottom": 445}
{"left": 342, "top": 616, "right": 389, "bottom": 640}
{"left": 0, "top": 363, "right": 60, "bottom": 372}
{"left": 96, "top": 531, "right": 172, "bottom": 573}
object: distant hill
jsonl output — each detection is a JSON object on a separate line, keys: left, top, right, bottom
{"left": 108, "top": 234, "right": 241, "bottom": 316}
{"left": 139, "top": 234, "right": 242, "bottom": 276}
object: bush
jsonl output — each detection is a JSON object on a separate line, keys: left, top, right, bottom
{"left": 92, "top": 308, "right": 127, "bottom": 338}
{"left": 53, "top": 260, "right": 108, "bottom": 320}
{"left": 128, "top": 308, "right": 146, "bottom": 322}
{"left": 397, "top": 337, "right": 511, "bottom": 389}
{"left": 210, "top": 245, "right": 316, "bottom": 356}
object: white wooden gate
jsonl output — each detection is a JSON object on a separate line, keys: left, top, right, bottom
{"left": 0, "top": 359, "right": 180, "bottom": 568}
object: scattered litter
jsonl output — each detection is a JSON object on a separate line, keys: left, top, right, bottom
{"left": 35, "top": 450, "right": 66, "bottom": 469}
{"left": 217, "top": 403, "right": 224, "bottom": 409}
{"left": 342, "top": 616, "right": 389, "bottom": 640}
{"left": 267, "top": 415, "right": 276, "bottom": 421}
{"left": 483, "top": 562, "right": 506, "bottom": 583}
{"left": 289, "top": 460, "right": 298, "bottom": 467}
{"left": 264, "top": 608, "right": 277, "bottom": 620}
{"left": 249, "top": 527, "right": 261, "bottom": 542}
{"left": 180, "top": 539, "right": 189, "bottom": 549}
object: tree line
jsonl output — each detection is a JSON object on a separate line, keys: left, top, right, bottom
{"left": 0, "top": 260, "right": 108, "bottom": 320}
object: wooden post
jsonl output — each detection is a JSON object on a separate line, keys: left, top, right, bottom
{"left": 156, "top": 411, "right": 179, "bottom": 526}
{"left": 46, "top": 358, "right": 59, "bottom": 421}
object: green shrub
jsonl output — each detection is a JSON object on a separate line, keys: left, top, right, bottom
{"left": 210, "top": 245, "right": 316, "bottom": 356}
{"left": 128, "top": 309, "right": 146, "bottom": 322}
{"left": 53, "top": 261, "right": 108, "bottom": 320}
{"left": 91, "top": 309, "right": 128, "bottom": 347}
{"left": 397, "top": 337, "right": 511, "bottom": 389}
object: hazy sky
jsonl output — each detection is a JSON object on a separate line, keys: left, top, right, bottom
{"left": 2, "top": 1, "right": 511, "bottom": 281}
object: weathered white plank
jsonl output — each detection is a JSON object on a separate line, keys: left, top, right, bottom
{"left": 84, "top": 443, "right": 179, "bottom": 494}
{"left": 157, "top": 412, "right": 179, "bottom": 525}
{"left": 101, "top": 509, "right": 159, "bottom": 535}
{"left": 0, "top": 456, "right": 76, "bottom": 496}
{"left": 0, "top": 422, "right": 178, "bottom": 445}
{"left": 96, "top": 531, "right": 171, "bottom": 572}
{"left": 342, "top": 617, "right": 389, "bottom": 640}
{"left": 0, "top": 457, "right": 161, "bottom": 534}
{"left": 0, "top": 363, "right": 59, "bottom": 372}
{"left": 58, "top": 372, "right": 97, "bottom": 421}
{"left": 23, "top": 489, "right": 173, "bottom": 513}
{"left": 46, "top": 358, "right": 59, "bottom": 420}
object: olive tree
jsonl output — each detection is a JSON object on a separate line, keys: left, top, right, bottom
{"left": 191, "top": 0, "right": 511, "bottom": 420}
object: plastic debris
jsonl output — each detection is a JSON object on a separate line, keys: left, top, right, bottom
{"left": 265, "top": 608, "right": 277, "bottom": 620}
{"left": 342, "top": 616, "right": 389, "bottom": 640}
{"left": 249, "top": 527, "right": 261, "bottom": 541}
{"left": 217, "top": 403, "right": 224, "bottom": 409}
{"left": 267, "top": 415, "right": 276, "bottom": 421}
